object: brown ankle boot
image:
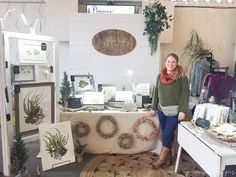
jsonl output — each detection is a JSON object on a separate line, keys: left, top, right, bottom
{"left": 152, "top": 146, "right": 171, "bottom": 170}
{"left": 164, "top": 151, "right": 172, "bottom": 167}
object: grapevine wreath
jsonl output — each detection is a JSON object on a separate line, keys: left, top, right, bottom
{"left": 96, "top": 115, "right": 119, "bottom": 139}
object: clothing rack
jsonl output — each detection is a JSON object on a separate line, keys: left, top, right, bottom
{"left": 212, "top": 67, "right": 229, "bottom": 74}
{"left": 207, "top": 52, "right": 229, "bottom": 75}
{"left": 207, "top": 53, "right": 214, "bottom": 72}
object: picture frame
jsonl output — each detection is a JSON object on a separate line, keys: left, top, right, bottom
{"left": 14, "top": 82, "right": 55, "bottom": 136}
{"left": 39, "top": 121, "right": 75, "bottom": 171}
{"left": 38, "top": 65, "right": 53, "bottom": 82}
{"left": 97, "top": 84, "right": 117, "bottom": 103}
{"left": 71, "top": 74, "right": 95, "bottom": 95}
{"left": 18, "top": 40, "right": 46, "bottom": 64}
{"left": 12, "top": 65, "right": 35, "bottom": 82}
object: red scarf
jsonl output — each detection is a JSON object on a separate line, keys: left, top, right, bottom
{"left": 160, "top": 67, "right": 176, "bottom": 84}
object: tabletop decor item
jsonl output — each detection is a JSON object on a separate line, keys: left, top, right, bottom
{"left": 58, "top": 72, "right": 72, "bottom": 108}
{"left": 143, "top": 1, "right": 172, "bottom": 55}
{"left": 71, "top": 73, "right": 95, "bottom": 95}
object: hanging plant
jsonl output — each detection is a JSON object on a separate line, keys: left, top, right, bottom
{"left": 143, "top": 1, "right": 172, "bottom": 55}
{"left": 182, "top": 29, "right": 213, "bottom": 59}
{"left": 181, "top": 29, "right": 213, "bottom": 72}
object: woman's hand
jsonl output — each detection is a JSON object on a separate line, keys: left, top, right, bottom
{"left": 148, "top": 109, "right": 156, "bottom": 117}
{"left": 178, "top": 112, "right": 185, "bottom": 121}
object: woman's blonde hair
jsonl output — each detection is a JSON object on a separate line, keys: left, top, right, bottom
{"left": 165, "top": 53, "right": 185, "bottom": 78}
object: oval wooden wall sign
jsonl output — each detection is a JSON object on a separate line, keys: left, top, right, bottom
{"left": 92, "top": 29, "right": 136, "bottom": 56}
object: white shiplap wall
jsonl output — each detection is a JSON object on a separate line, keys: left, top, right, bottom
{"left": 66, "top": 13, "right": 159, "bottom": 89}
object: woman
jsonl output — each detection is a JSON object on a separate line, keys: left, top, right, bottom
{"left": 149, "top": 53, "right": 190, "bottom": 169}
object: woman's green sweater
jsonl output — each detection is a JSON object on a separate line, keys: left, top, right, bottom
{"left": 151, "top": 74, "right": 190, "bottom": 113}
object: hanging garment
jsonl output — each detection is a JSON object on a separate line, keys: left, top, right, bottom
{"left": 205, "top": 73, "right": 235, "bottom": 103}
{"left": 190, "top": 58, "right": 219, "bottom": 96}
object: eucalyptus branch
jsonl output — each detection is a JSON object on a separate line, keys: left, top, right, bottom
{"left": 143, "top": 1, "right": 172, "bottom": 55}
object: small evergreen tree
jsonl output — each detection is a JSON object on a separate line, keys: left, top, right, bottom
{"left": 58, "top": 72, "right": 72, "bottom": 107}
{"left": 11, "top": 134, "right": 28, "bottom": 175}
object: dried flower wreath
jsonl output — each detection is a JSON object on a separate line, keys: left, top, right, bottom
{"left": 96, "top": 115, "right": 119, "bottom": 139}
{"left": 118, "top": 133, "right": 134, "bottom": 149}
{"left": 132, "top": 117, "right": 158, "bottom": 141}
{"left": 73, "top": 121, "right": 90, "bottom": 138}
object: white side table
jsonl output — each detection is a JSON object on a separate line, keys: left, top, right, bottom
{"left": 175, "top": 121, "right": 236, "bottom": 177}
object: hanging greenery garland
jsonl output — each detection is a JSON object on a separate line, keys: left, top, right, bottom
{"left": 132, "top": 117, "right": 158, "bottom": 141}
{"left": 96, "top": 115, "right": 119, "bottom": 139}
{"left": 118, "top": 133, "right": 134, "bottom": 149}
{"left": 143, "top": 1, "right": 172, "bottom": 55}
{"left": 73, "top": 121, "right": 90, "bottom": 138}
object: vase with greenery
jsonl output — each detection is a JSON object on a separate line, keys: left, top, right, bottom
{"left": 11, "top": 134, "right": 29, "bottom": 175}
{"left": 143, "top": 1, "right": 172, "bottom": 55}
{"left": 58, "top": 72, "right": 72, "bottom": 108}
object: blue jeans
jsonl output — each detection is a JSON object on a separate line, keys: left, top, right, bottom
{"left": 156, "top": 109, "right": 179, "bottom": 149}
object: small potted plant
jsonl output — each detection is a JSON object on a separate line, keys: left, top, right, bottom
{"left": 11, "top": 134, "right": 29, "bottom": 176}
{"left": 74, "top": 140, "right": 87, "bottom": 162}
{"left": 58, "top": 72, "right": 72, "bottom": 110}
{"left": 143, "top": 1, "right": 172, "bottom": 55}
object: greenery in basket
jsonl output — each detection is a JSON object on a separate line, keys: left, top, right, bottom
{"left": 23, "top": 90, "right": 45, "bottom": 124}
{"left": 44, "top": 128, "right": 69, "bottom": 160}
{"left": 58, "top": 72, "right": 72, "bottom": 107}
{"left": 11, "top": 134, "right": 29, "bottom": 175}
{"left": 143, "top": 1, "right": 172, "bottom": 55}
